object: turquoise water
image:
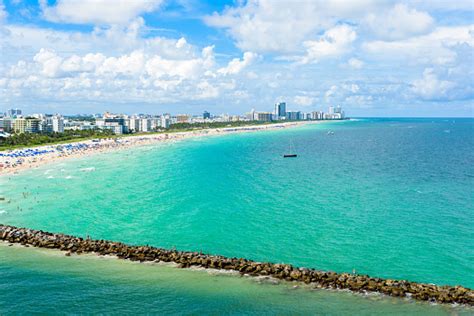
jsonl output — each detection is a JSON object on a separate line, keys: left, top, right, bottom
{"left": 1, "top": 118, "right": 473, "bottom": 314}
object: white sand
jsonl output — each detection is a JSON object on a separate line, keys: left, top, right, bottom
{"left": 0, "top": 121, "right": 319, "bottom": 175}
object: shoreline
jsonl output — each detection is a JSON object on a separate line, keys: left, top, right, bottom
{"left": 0, "top": 224, "right": 472, "bottom": 306}
{"left": 0, "top": 121, "right": 316, "bottom": 176}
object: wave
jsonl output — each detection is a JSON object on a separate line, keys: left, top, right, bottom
{"left": 80, "top": 167, "right": 96, "bottom": 172}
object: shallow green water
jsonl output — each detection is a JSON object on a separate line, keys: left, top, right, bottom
{"left": 1, "top": 244, "right": 471, "bottom": 315}
{"left": 1, "top": 118, "right": 473, "bottom": 313}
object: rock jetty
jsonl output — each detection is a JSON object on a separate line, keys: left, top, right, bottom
{"left": 1, "top": 224, "right": 472, "bottom": 306}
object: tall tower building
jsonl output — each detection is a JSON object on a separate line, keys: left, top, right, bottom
{"left": 274, "top": 102, "right": 286, "bottom": 119}
{"left": 7, "top": 108, "right": 22, "bottom": 117}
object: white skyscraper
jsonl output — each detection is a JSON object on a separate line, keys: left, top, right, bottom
{"left": 274, "top": 102, "right": 286, "bottom": 119}
{"left": 52, "top": 115, "right": 64, "bottom": 133}
{"left": 161, "top": 115, "right": 170, "bottom": 129}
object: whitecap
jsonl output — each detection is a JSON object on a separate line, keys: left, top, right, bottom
{"left": 80, "top": 167, "right": 96, "bottom": 172}
{"left": 0, "top": 210, "right": 6, "bottom": 214}
{"left": 65, "top": 175, "right": 73, "bottom": 179}
{"left": 47, "top": 175, "right": 54, "bottom": 179}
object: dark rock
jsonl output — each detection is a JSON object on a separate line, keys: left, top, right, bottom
{"left": 0, "top": 224, "right": 472, "bottom": 306}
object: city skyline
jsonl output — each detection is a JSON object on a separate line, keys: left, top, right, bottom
{"left": 0, "top": 1, "right": 473, "bottom": 117}
{"left": 0, "top": 103, "right": 345, "bottom": 136}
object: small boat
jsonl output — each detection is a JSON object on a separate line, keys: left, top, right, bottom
{"left": 283, "top": 140, "right": 297, "bottom": 158}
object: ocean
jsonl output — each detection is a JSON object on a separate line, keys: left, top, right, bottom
{"left": 1, "top": 118, "right": 473, "bottom": 314}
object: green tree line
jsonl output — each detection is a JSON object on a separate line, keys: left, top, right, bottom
{"left": 0, "top": 129, "right": 115, "bottom": 149}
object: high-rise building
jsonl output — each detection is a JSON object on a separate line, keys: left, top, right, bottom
{"left": 7, "top": 108, "right": 22, "bottom": 117}
{"left": 257, "top": 112, "right": 273, "bottom": 122}
{"left": 328, "top": 106, "right": 335, "bottom": 114}
{"left": 51, "top": 115, "right": 64, "bottom": 132}
{"left": 139, "top": 118, "right": 151, "bottom": 132}
{"left": 150, "top": 117, "right": 161, "bottom": 130}
{"left": 286, "top": 111, "right": 301, "bottom": 121}
{"left": 203, "top": 111, "right": 211, "bottom": 119}
{"left": 0, "top": 118, "right": 13, "bottom": 132}
{"left": 12, "top": 117, "right": 40, "bottom": 133}
{"left": 161, "top": 114, "right": 171, "bottom": 129}
{"left": 25, "top": 118, "right": 41, "bottom": 133}
{"left": 96, "top": 117, "right": 128, "bottom": 134}
{"left": 274, "top": 102, "right": 286, "bottom": 119}
{"left": 334, "top": 106, "right": 345, "bottom": 119}
{"left": 311, "top": 111, "right": 323, "bottom": 120}
{"left": 12, "top": 118, "right": 26, "bottom": 133}
{"left": 128, "top": 117, "right": 140, "bottom": 132}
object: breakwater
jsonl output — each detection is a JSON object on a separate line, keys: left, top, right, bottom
{"left": 1, "top": 224, "right": 472, "bottom": 306}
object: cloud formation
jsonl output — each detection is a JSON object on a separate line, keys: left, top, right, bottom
{"left": 298, "top": 25, "right": 357, "bottom": 64}
{"left": 365, "top": 4, "right": 434, "bottom": 40}
{"left": 411, "top": 68, "right": 455, "bottom": 100}
{"left": 40, "top": 0, "right": 163, "bottom": 25}
{"left": 0, "top": 0, "right": 473, "bottom": 116}
{"left": 1, "top": 36, "right": 257, "bottom": 106}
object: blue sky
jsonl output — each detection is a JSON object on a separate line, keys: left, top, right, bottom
{"left": 0, "top": 0, "right": 473, "bottom": 116}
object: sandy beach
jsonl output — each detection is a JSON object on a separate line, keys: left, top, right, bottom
{"left": 0, "top": 121, "right": 318, "bottom": 175}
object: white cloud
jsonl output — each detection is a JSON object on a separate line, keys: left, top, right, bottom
{"left": 342, "top": 83, "right": 360, "bottom": 93}
{"left": 1, "top": 41, "right": 259, "bottom": 105}
{"left": 365, "top": 4, "right": 433, "bottom": 40}
{"left": 345, "top": 95, "right": 373, "bottom": 108}
{"left": 297, "top": 25, "right": 356, "bottom": 64}
{"left": 411, "top": 68, "right": 456, "bottom": 100}
{"left": 217, "top": 52, "right": 258, "bottom": 75}
{"left": 0, "top": 21, "right": 199, "bottom": 62}
{"left": 205, "top": 0, "right": 325, "bottom": 53}
{"left": 363, "top": 25, "right": 474, "bottom": 65}
{"left": 325, "top": 85, "right": 338, "bottom": 102}
{"left": 2, "top": 0, "right": 473, "bottom": 114}
{"left": 33, "top": 48, "right": 64, "bottom": 78}
{"left": 293, "top": 95, "right": 314, "bottom": 106}
{"left": 405, "top": 0, "right": 474, "bottom": 11}
{"left": 40, "top": 0, "right": 164, "bottom": 25}
{"left": 196, "top": 80, "right": 219, "bottom": 99}
{"left": 347, "top": 57, "right": 364, "bottom": 69}
{"left": 205, "top": 0, "right": 384, "bottom": 54}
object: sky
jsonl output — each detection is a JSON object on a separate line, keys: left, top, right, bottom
{"left": 0, "top": 0, "right": 473, "bottom": 117}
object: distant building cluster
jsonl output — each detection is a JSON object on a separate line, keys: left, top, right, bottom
{"left": 246, "top": 102, "right": 345, "bottom": 122}
{"left": 0, "top": 108, "right": 64, "bottom": 137}
{"left": 0, "top": 102, "right": 346, "bottom": 137}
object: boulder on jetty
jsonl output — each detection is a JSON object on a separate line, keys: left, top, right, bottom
{"left": 0, "top": 224, "right": 472, "bottom": 306}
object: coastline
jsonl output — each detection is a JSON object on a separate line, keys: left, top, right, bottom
{"left": 1, "top": 224, "right": 472, "bottom": 306}
{"left": 0, "top": 120, "right": 317, "bottom": 176}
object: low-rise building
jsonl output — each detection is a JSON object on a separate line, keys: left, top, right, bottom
{"left": 176, "top": 114, "right": 190, "bottom": 123}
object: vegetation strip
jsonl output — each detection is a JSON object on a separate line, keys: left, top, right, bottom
{"left": 0, "top": 120, "right": 282, "bottom": 150}
{"left": 1, "top": 224, "right": 472, "bottom": 306}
